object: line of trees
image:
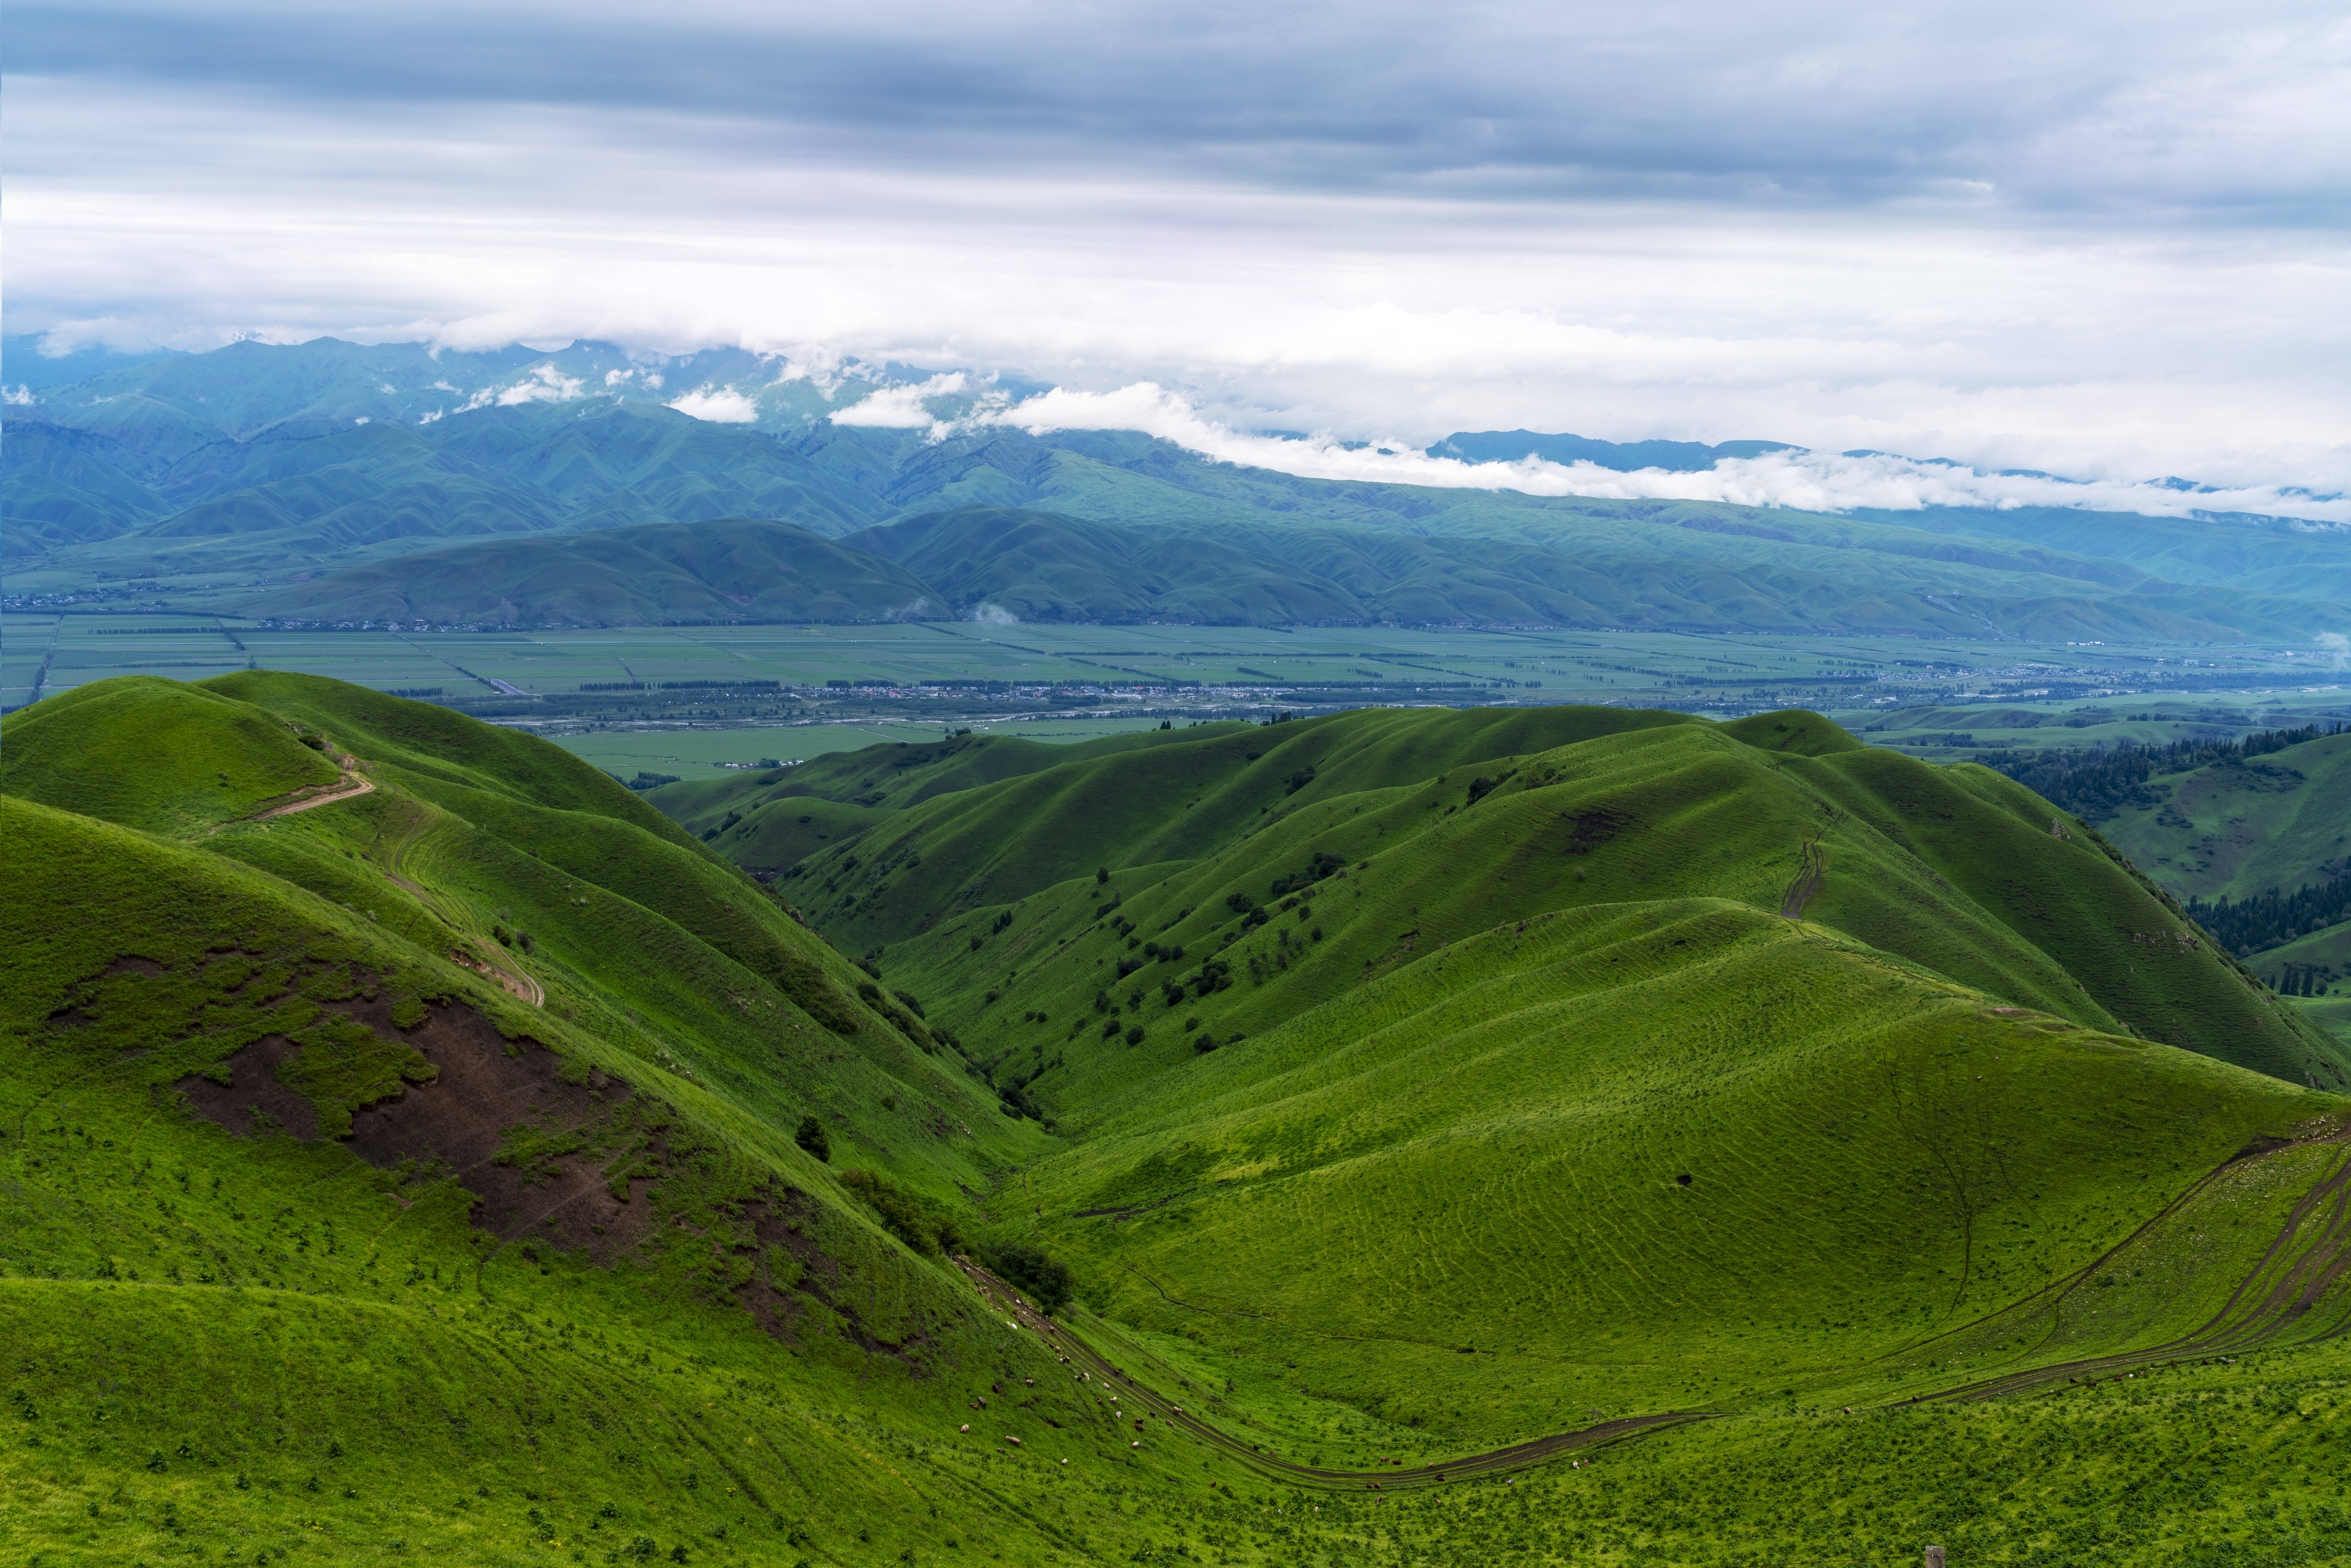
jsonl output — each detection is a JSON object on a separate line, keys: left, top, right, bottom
{"left": 2267, "top": 962, "right": 2339, "bottom": 997}
{"left": 2186, "top": 879, "right": 2351, "bottom": 960}
{"left": 1978, "top": 722, "right": 2347, "bottom": 820}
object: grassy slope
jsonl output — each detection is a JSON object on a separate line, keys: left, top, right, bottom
{"left": 648, "top": 722, "right": 1252, "bottom": 871}
{"left": 0, "top": 675, "right": 344, "bottom": 833}
{"left": 15, "top": 681, "right": 2351, "bottom": 1564}
{"left": 796, "top": 708, "right": 2339, "bottom": 1086}
{"left": 791, "top": 706, "right": 1697, "bottom": 945}
{"left": 0, "top": 795, "right": 1211, "bottom": 1567}
{"left": 1009, "top": 901, "right": 2334, "bottom": 1444}
{"left": 769, "top": 701, "right": 2351, "bottom": 1563}
{"left": 2100, "top": 730, "right": 2351, "bottom": 903}
{"left": 5, "top": 678, "right": 1370, "bottom": 1565}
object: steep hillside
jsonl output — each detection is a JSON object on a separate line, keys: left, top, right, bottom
{"left": 5, "top": 677, "right": 1290, "bottom": 1566}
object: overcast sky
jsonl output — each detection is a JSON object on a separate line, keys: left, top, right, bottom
{"left": 6, "top": 0, "right": 2348, "bottom": 486}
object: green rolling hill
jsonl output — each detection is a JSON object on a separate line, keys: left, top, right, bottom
{"left": 2097, "top": 730, "right": 2351, "bottom": 905}
{"left": 651, "top": 721, "right": 1255, "bottom": 872}
{"left": 2091, "top": 730, "right": 2351, "bottom": 996}
{"left": 10, "top": 680, "right": 2351, "bottom": 1563}
{"left": 778, "top": 705, "right": 2341, "bottom": 1086}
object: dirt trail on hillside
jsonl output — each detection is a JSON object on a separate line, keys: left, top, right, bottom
{"left": 370, "top": 791, "right": 545, "bottom": 1007}
{"left": 1912, "top": 1130, "right": 2351, "bottom": 1403}
{"left": 1778, "top": 837, "right": 1828, "bottom": 919}
{"left": 953, "top": 1127, "right": 2351, "bottom": 1489}
{"left": 955, "top": 1257, "right": 1709, "bottom": 1490}
{"left": 250, "top": 752, "right": 376, "bottom": 819}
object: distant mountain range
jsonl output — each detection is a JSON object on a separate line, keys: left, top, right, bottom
{"left": 7, "top": 335, "right": 2348, "bottom": 637}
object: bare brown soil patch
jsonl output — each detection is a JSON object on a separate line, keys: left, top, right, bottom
{"left": 733, "top": 1188, "right": 932, "bottom": 1364}
{"left": 178, "top": 1034, "right": 320, "bottom": 1139}
{"left": 344, "top": 999, "right": 644, "bottom": 1260}
{"left": 177, "top": 989, "right": 648, "bottom": 1263}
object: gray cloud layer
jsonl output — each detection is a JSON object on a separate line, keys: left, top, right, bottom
{"left": 6, "top": 0, "right": 2347, "bottom": 487}
{"left": 14, "top": 0, "right": 2347, "bottom": 214}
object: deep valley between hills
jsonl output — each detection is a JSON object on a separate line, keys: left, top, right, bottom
{"left": 8, "top": 673, "right": 2351, "bottom": 1567}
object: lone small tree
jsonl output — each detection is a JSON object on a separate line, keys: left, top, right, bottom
{"left": 795, "top": 1115, "right": 830, "bottom": 1163}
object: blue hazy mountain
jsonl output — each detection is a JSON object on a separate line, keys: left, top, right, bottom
{"left": 5, "top": 337, "right": 2346, "bottom": 637}
{"left": 1, "top": 334, "right": 184, "bottom": 393}
{"left": 1430, "top": 429, "right": 1799, "bottom": 471}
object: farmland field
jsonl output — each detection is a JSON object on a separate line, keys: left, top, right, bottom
{"left": 9, "top": 615, "right": 2345, "bottom": 741}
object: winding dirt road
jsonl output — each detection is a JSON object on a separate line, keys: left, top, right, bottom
{"left": 242, "top": 751, "right": 376, "bottom": 821}
{"left": 955, "top": 1257, "right": 1711, "bottom": 1491}
{"left": 955, "top": 1127, "right": 2351, "bottom": 1489}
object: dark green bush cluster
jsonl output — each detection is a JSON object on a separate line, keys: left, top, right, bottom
{"left": 838, "top": 1168, "right": 962, "bottom": 1256}
{"left": 1181, "top": 958, "right": 1233, "bottom": 999}
{"left": 979, "top": 1241, "right": 1073, "bottom": 1313}
{"left": 997, "top": 1080, "right": 1047, "bottom": 1123}
{"left": 1268, "top": 851, "right": 1345, "bottom": 897}
{"left": 793, "top": 1115, "right": 830, "bottom": 1163}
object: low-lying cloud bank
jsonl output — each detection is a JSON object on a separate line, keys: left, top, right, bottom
{"left": 869, "top": 381, "right": 2348, "bottom": 527}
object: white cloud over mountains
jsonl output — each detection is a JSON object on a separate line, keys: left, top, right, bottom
{"left": 4, "top": 0, "right": 2346, "bottom": 490}
{"left": 831, "top": 373, "right": 971, "bottom": 428}
{"left": 666, "top": 387, "right": 758, "bottom": 422}
{"left": 961, "top": 382, "right": 2351, "bottom": 525}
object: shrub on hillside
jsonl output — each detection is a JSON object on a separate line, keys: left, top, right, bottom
{"left": 839, "top": 1168, "right": 962, "bottom": 1256}
{"left": 1269, "top": 852, "right": 1345, "bottom": 897}
{"left": 980, "top": 1242, "right": 1073, "bottom": 1313}
{"left": 794, "top": 1115, "right": 830, "bottom": 1163}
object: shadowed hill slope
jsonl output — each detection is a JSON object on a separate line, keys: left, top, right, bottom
{"left": 845, "top": 506, "right": 1369, "bottom": 623}
{"left": 236, "top": 517, "right": 940, "bottom": 625}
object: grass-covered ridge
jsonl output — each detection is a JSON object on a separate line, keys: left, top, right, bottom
{"left": 790, "top": 705, "right": 2341, "bottom": 1087}
{"left": 11, "top": 679, "right": 2351, "bottom": 1563}
{"left": 648, "top": 720, "right": 1254, "bottom": 872}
